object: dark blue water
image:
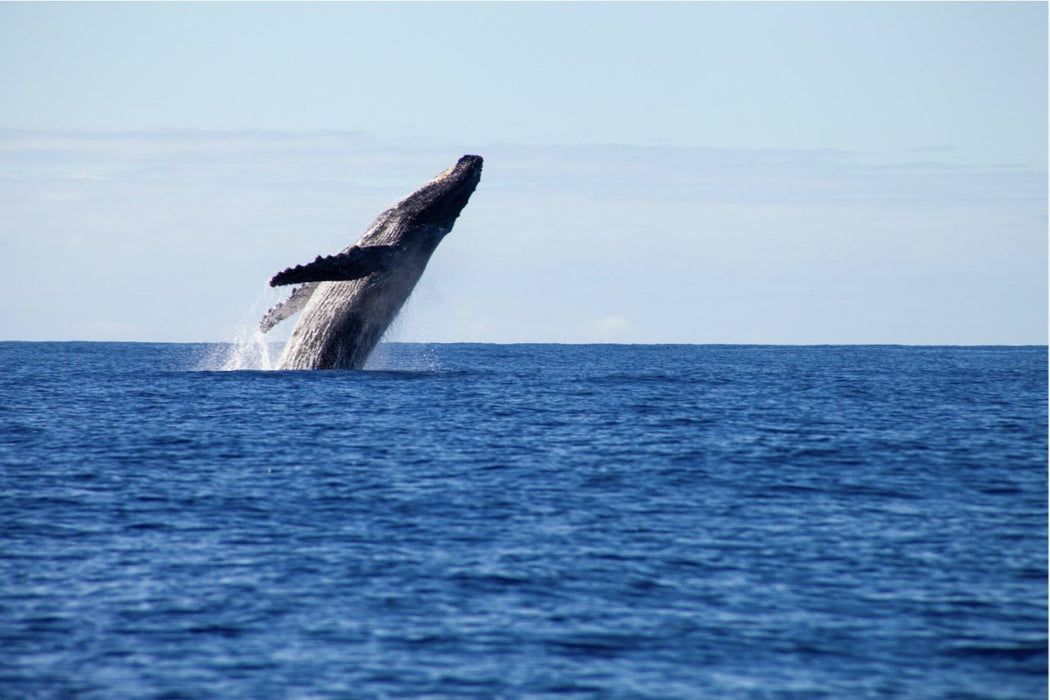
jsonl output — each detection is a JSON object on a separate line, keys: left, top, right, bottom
{"left": 1, "top": 343, "right": 1046, "bottom": 698}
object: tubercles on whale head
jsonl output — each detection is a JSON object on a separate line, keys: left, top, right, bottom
{"left": 430, "top": 155, "right": 484, "bottom": 184}
{"left": 404, "top": 154, "right": 484, "bottom": 229}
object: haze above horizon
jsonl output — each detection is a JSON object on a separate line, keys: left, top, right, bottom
{"left": 1, "top": 2, "right": 1046, "bottom": 344}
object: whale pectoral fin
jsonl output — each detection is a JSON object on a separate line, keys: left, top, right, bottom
{"left": 259, "top": 282, "right": 319, "bottom": 333}
{"left": 268, "top": 245, "right": 399, "bottom": 287}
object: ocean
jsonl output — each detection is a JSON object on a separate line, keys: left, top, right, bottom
{"left": 1, "top": 342, "right": 1046, "bottom": 698}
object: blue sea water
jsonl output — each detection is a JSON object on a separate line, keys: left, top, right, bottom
{"left": 0, "top": 342, "right": 1046, "bottom": 698}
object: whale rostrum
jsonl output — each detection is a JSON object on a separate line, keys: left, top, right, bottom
{"left": 261, "top": 154, "right": 483, "bottom": 370}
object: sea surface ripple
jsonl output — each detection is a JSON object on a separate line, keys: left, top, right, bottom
{"left": 0, "top": 343, "right": 1046, "bottom": 698}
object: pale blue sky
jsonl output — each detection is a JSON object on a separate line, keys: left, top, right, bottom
{"left": 1, "top": 2, "right": 1046, "bottom": 344}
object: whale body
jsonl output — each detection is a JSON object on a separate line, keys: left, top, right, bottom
{"left": 260, "top": 155, "right": 483, "bottom": 370}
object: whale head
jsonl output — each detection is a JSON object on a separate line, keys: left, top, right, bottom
{"left": 397, "top": 154, "right": 484, "bottom": 232}
{"left": 266, "top": 155, "right": 484, "bottom": 289}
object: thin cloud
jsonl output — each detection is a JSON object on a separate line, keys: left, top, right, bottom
{"left": 1, "top": 129, "right": 1044, "bottom": 344}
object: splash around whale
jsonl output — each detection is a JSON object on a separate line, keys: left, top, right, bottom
{"left": 259, "top": 155, "right": 483, "bottom": 370}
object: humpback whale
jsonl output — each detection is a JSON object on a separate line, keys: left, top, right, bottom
{"left": 260, "top": 155, "right": 483, "bottom": 370}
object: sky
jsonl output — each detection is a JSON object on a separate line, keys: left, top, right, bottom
{"left": 0, "top": 2, "right": 1046, "bottom": 344}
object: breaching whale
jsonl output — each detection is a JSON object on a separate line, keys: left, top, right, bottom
{"left": 260, "top": 155, "right": 483, "bottom": 370}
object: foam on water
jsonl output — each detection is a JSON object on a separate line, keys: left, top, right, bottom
{"left": 200, "top": 286, "right": 294, "bottom": 371}
{"left": 219, "top": 328, "right": 279, "bottom": 371}
{"left": 202, "top": 284, "right": 437, "bottom": 372}
{"left": 223, "top": 268, "right": 454, "bottom": 373}
{"left": 363, "top": 342, "right": 441, "bottom": 372}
